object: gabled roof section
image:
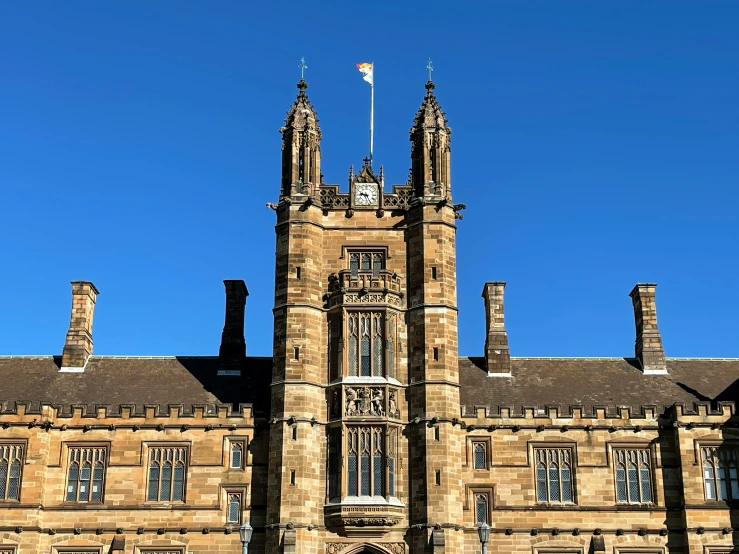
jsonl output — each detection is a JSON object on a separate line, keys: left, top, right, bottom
{"left": 281, "top": 79, "right": 322, "bottom": 139}
{"left": 410, "top": 80, "right": 450, "bottom": 137}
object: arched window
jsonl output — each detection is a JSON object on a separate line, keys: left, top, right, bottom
{"left": 161, "top": 461, "right": 172, "bottom": 501}
{"left": 227, "top": 493, "right": 241, "bottom": 524}
{"left": 614, "top": 449, "right": 652, "bottom": 503}
{"left": 473, "top": 443, "right": 486, "bottom": 470}
{"left": 66, "top": 447, "right": 106, "bottom": 503}
{"left": 0, "top": 459, "right": 7, "bottom": 499}
{"left": 0, "top": 444, "right": 24, "bottom": 501}
{"left": 230, "top": 443, "right": 243, "bottom": 469}
{"left": 616, "top": 462, "right": 627, "bottom": 502}
{"left": 79, "top": 462, "right": 92, "bottom": 502}
{"left": 535, "top": 448, "right": 574, "bottom": 503}
{"left": 147, "top": 461, "right": 160, "bottom": 501}
{"left": 92, "top": 461, "right": 104, "bottom": 502}
{"left": 147, "top": 446, "right": 187, "bottom": 502}
{"left": 704, "top": 459, "right": 716, "bottom": 500}
{"left": 66, "top": 461, "right": 79, "bottom": 502}
{"left": 8, "top": 460, "right": 20, "bottom": 501}
{"left": 475, "top": 493, "right": 488, "bottom": 524}
{"left": 173, "top": 461, "right": 185, "bottom": 501}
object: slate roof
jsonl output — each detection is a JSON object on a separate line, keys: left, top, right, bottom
{"left": 459, "top": 357, "right": 739, "bottom": 416}
{"left": 0, "top": 356, "right": 272, "bottom": 416}
{"left": 2, "top": 355, "right": 738, "bottom": 417}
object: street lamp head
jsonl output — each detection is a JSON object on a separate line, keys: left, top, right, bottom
{"left": 239, "top": 522, "right": 253, "bottom": 545}
{"left": 478, "top": 522, "right": 490, "bottom": 544}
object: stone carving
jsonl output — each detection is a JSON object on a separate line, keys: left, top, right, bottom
{"left": 345, "top": 387, "right": 358, "bottom": 415}
{"left": 345, "top": 387, "right": 385, "bottom": 417}
{"left": 327, "top": 543, "right": 404, "bottom": 554}
{"left": 330, "top": 390, "right": 341, "bottom": 419}
{"left": 372, "top": 388, "right": 385, "bottom": 416}
{"left": 341, "top": 517, "right": 400, "bottom": 526}
{"left": 388, "top": 390, "right": 399, "bottom": 418}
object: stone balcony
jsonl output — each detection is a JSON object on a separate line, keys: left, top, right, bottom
{"left": 325, "top": 270, "right": 403, "bottom": 309}
{"left": 324, "top": 499, "right": 405, "bottom": 537}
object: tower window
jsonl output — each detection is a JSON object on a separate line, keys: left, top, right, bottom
{"left": 66, "top": 446, "right": 106, "bottom": 502}
{"left": 294, "top": 346, "right": 300, "bottom": 361}
{"left": 296, "top": 266, "right": 301, "bottom": 280}
{"left": 433, "top": 347, "right": 439, "bottom": 361}
{"left": 435, "top": 470, "right": 441, "bottom": 486}
{"left": 431, "top": 266, "right": 437, "bottom": 280}
{"left": 349, "top": 251, "right": 385, "bottom": 277}
{"left": 347, "top": 313, "right": 386, "bottom": 377}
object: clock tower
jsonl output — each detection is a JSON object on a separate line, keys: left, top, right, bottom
{"left": 267, "top": 75, "right": 463, "bottom": 554}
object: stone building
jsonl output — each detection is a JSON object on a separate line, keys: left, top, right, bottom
{"left": 1, "top": 77, "right": 739, "bottom": 554}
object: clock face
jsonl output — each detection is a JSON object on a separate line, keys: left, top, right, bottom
{"left": 354, "top": 183, "right": 378, "bottom": 206}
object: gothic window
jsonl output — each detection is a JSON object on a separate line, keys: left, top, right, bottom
{"left": 342, "top": 426, "right": 397, "bottom": 500}
{"left": 66, "top": 446, "right": 106, "bottom": 502}
{"left": 147, "top": 446, "right": 187, "bottom": 502}
{"left": 474, "top": 493, "right": 489, "bottom": 524}
{"left": 349, "top": 251, "right": 384, "bottom": 277}
{"left": 230, "top": 442, "right": 243, "bottom": 469}
{"left": 0, "top": 444, "right": 23, "bottom": 501}
{"left": 227, "top": 492, "right": 241, "bottom": 524}
{"left": 347, "top": 312, "right": 386, "bottom": 377}
{"left": 388, "top": 427, "right": 397, "bottom": 497}
{"left": 386, "top": 312, "right": 396, "bottom": 379}
{"left": 614, "top": 449, "right": 652, "bottom": 503}
{"left": 535, "top": 447, "right": 574, "bottom": 503}
{"left": 702, "top": 446, "right": 739, "bottom": 501}
{"left": 473, "top": 442, "right": 487, "bottom": 470}
{"left": 328, "top": 427, "right": 341, "bottom": 502}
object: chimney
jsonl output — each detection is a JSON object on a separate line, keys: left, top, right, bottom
{"left": 218, "top": 280, "right": 248, "bottom": 376}
{"left": 60, "top": 281, "right": 99, "bottom": 372}
{"left": 482, "top": 281, "right": 511, "bottom": 376}
{"left": 629, "top": 283, "right": 667, "bottom": 374}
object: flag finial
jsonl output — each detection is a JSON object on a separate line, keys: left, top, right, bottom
{"left": 298, "top": 57, "right": 308, "bottom": 80}
{"left": 426, "top": 58, "right": 434, "bottom": 81}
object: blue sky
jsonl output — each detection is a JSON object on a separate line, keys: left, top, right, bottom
{"left": 1, "top": 1, "right": 737, "bottom": 358}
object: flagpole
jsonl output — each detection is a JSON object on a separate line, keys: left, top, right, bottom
{"left": 370, "top": 61, "right": 374, "bottom": 164}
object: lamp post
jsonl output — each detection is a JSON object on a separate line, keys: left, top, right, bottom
{"left": 239, "top": 522, "right": 253, "bottom": 554}
{"left": 477, "top": 522, "right": 490, "bottom": 554}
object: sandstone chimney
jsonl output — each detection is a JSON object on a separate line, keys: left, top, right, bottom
{"left": 60, "top": 281, "right": 99, "bottom": 372}
{"left": 629, "top": 283, "right": 667, "bottom": 374}
{"left": 218, "top": 280, "right": 248, "bottom": 376}
{"left": 482, "top": 282, "right": 511, "bottom": 376}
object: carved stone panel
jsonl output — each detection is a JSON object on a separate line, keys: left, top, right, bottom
{"left": 345, "top": 386, "right": 385, "bottom": 417}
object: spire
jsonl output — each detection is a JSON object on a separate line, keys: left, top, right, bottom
{"left": 409, "top": 71, "right": 452, "bottom": 200}
{"left": 280, "top": 77, "right": 322, "bottom": 199}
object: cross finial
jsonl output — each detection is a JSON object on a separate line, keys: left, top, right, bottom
{"left": 426, "top": 58, "right": 434, "bottom": 81}
{"left": 298, "top": 57, "right": 308, "bottom": 80}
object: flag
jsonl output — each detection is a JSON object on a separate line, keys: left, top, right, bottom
{"left": 356, "top": 62, "right": 373, "bottom": 86}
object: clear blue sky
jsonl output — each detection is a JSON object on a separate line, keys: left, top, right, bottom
{"left": 1, "top": 1, "right": 737, "bottom": 358}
